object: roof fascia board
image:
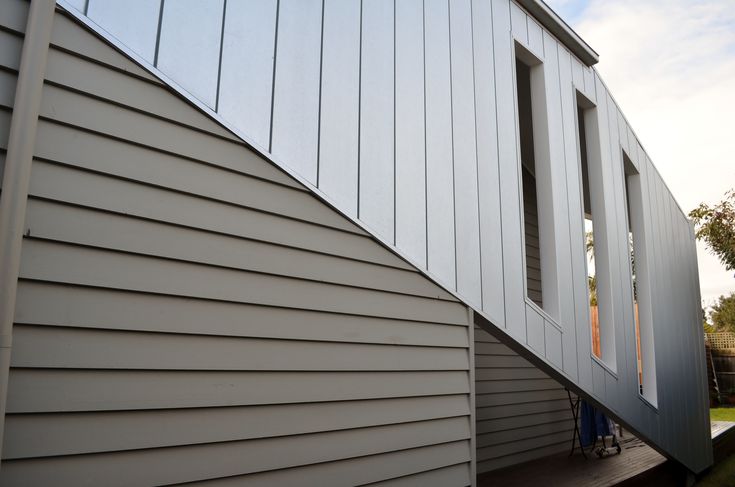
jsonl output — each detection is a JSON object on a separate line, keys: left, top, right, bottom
{"left": 516, "top": 0, "right": 599, "bottom": 66}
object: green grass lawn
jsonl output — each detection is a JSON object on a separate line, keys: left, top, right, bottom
{"left": 695, "top": 409, "right": 735, "bottom": 486}
{"left": 710, "top": 408, "right": 735, "bottom": 422}
{"left": 696, "top": 453, "right": 735, "bottom": 487}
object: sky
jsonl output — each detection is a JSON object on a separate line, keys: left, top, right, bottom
{"left": 545, "top": 0, "right": 735, "bottom": 309}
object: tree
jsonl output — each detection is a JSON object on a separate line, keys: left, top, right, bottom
{"left": 710, "top": 293, "right": 735, "bottom": 332}
{"left": 584, "top": 230, "right": 636, "bottom": 301}
{"left": 689, "top": 189, "right": 735, "bottom": 275}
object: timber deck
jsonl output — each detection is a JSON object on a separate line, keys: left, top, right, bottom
{"left": 477, "top": 436, "right": 666, "bottom": 487}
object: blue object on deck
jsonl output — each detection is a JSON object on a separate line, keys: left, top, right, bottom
{"left": 580, "top": 400, "right": 612, "bottom": 447}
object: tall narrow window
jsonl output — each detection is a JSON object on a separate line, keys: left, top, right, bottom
{"left": 515, "top": 44, "right": 558, "bottom": 318}
{"left": 576, "top": 93, "right": 616, "bottom": 370}
{"left": 623, "top": 152, "right": 657, "bottom": 404}
{"left": 517, "top": 59, "right": 542, "bottom": 308}
{"left": 577, "top": 101, "right": 598, "bottom": 357}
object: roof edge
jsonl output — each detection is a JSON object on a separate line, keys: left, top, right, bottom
{"left": 516, "top": 0, "right": 599, "bottom": 66}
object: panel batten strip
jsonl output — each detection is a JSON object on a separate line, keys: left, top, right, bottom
{"left": 449, "top": 0, "right": 482, "bottom": 307}
{"left": 213, "top": 0, "right": 226, "bottom": 113}
{"left": 0, "top": 0, "right": 55, "bottom": 463}
{"left": 471, "top": 0, "right": 504, "bottom": 325}
{"left": 424, "top": 0, "right": 455, "bottom": 289}
{"left": 357, "top": 0, "right": 394, "bottom": 242}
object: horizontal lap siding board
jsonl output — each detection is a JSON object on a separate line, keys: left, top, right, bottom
{"left": 0, "top": 8, "right": 474, "bottom": 487}
{"left": 474, "top": 326, "right": 574, "bottom": 474}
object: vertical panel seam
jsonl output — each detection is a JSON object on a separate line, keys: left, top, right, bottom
{"left": 447, "top": 0, "right": 458, "bottom": 291}
{"left": 267, "top": 0, "right": 281, "bottom": 152}
{"left": 469, "top": 0, "right": 484, "bottom": 308}
{"left": 507, "top": 4, "right": 529, "bottom": 341}
{"left": 392, "top": 0, "right": 397, "bottom": 245}
{"left": 153, "top": 0, "right": 165, "bottom": 68}
{"left": 315, "top": 0, "right": 326, "bottom": 187}
{"left": 422, "top": 0, "right": 429, "bottom": 270}
{"left": 356, "top": 0, "right": 363, "bottom": 218}
{"left": 488, "top": 0, "right": 507, "bottom": 327}
{"left": 214, "top": 0, "right": 227, "bottom": 113}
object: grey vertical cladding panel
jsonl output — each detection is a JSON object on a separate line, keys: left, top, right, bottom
{"left": 609, "top": 93, "right": 632, "bottom": 414}
{"left": 603, "top": 93, "right": 628, "bottom": 410}
{"left": 676, "top": 209, "right": 700, "bottom": 463}
{"left": 509, "top": 2, "right": 526, "bottom": 45}
{"left": 617, "top": 109, "right": 630, "bottom": 156}
{"left": 472, "top": 0, "right": 504, "bottom": 324}
{"left": 86, "top": 0, "right": 160, "bottom": 63}
{"left": 571, "top": 57, "right": 584, "bottom": 90}
{"left": 667, "top": 194, "right": 687, "bottom": 460}
{"left": 317, "top": 0, "right": 361, "bottom": 217}
{"left": 640, "top": 154, "right": 662, "bottom": 422}
{"left": 540, "top": 31, "right": 574, "bottom": 364}
{"left": 526, "top": 305, "right": 544, "bottom": 354}
{"left": 582, "top": 66, "right": 595, "bottom": 103}
{"left": 270, "top": 0, "right": 323, "bottom": 184}
{"left": 692, "top": 224, "right": 712, "bottom": 469}
{"left": 658, "top": 174, "right": 678, "bottom": 451}
{"left": 646, "top": 163, "right": 666, "bottom": 443}
{"left": 689, "top": 223, "right": 713, "bottom": 469}
{"left": 156, "top": 0, "right": 223, "bottom": 109}
{"left": 651, "top": 169, "right": 673, "bottom": 449}
{"left": 558, "top": 45, "right": 585, "bottom": 385}
{"left": 491, "top": 0, "right": 526, "bottom": 340}
{"left": 394, "top": 0, "right": 426, "bottom": 266}
{"left": 359, "top": 0, "right": 394, "bottom": 242}
{"left": 544, "top": 321, "right": 562, "bottom": 368}
{"left": 218, "top": 0, "right": 277, "bottom": 150}
{"left": 684, "top": 214, "right": 704, "bottom": 467}
{"left": 449, "top": 0, "right": 482, "bottom": 306}
{"left": 526, "top": 18, "right": 543, "bottom": 58}
{"left": 666, "top": 195, "right": 690, "bottom": 459}
{"left": 424, "top": 0, "right": 456, "bottom": 289}
{"left": 591, "top": 360, "right": 605, "bottom": 399}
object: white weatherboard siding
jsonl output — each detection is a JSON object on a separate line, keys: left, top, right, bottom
{"left": 8, "top": 0, "right": 712, "bottom": 475}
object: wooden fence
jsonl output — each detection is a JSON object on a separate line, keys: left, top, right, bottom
{"left": 705, "top": 333, "right": 735, "bottom": 351}
{"left": 590, "top": 305, "right": 642, "bottom": 388}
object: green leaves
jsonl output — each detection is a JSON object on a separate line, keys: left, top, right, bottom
{"left": 689, "top": 189, "right": 735, "bottom": 274}
{"left": 710, "top": 293, "right": 735, "bottom": 332}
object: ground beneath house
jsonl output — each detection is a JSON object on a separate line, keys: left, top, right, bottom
{"left": 478, "top": 421, "right": 735, "bottom": 487}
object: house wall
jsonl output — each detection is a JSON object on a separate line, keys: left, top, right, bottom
{"left": 51, "top": 0, "right": 712, "bottom": 474}
{"left": 0, "top": 0, "right": 714, "bottom": 477}
{"left": 474, "top": 326, "right": 573, "bottom": 473}
{"left": 0, "top": 4, "right": 477, "bottom": 485}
